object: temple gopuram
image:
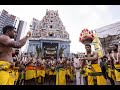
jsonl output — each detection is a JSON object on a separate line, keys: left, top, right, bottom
{"left": 27, "top": 9, "right": 71, "bottom": 59}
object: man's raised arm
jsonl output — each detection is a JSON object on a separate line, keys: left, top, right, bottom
{"left": 0, "top": 31, "right": 31, "bottom": 48}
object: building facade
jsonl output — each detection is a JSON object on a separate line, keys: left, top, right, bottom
{"left": 15, "top": 20, "right": 27, "bottom": 41}
{"left": 0, "top": 9, "right": 27, "bottom": 40}
{"left": 27, "top": 10, "right": 71, "bottom": 59}
{"left": 94, "top": 21, "right": 120, "bottom": 53}
{"left": 0, "top": 9, "right": 27, "bottom": 53}
{"left": 0, "top": 9, "right": 20, "bottom": 35}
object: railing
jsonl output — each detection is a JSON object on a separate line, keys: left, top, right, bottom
{"left": 29, "top": 37, "right": 71, "bottom": 42}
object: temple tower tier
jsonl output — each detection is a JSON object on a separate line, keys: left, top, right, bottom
{"left": 28, "top": 9, "right": 71, "bottom": 59}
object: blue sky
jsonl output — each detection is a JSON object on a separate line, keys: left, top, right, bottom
{"left": 0, "top": 5, "right": 120, "bottom": 53}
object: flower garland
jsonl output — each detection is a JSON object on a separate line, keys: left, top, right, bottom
{"left": 85, "top": 51, "right": 94, "bottom": 69}
{"left": 79, "top": 28, "right": 94, "bottom": 45}
{"left": 79, "top": 28, "right": 95, "bottom": 69}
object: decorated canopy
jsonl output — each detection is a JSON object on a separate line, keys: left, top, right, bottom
{"left": 79, "top": 28, "right": 95, "bottom": 45}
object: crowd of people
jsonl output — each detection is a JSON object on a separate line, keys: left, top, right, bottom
{"left": 12, "top": 53, "right": 76, "bottom": 85}
{"left": 0, "top": 25, "right": 120, "bottom": 85}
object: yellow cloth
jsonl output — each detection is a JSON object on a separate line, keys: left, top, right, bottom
{"left": 20, "top": 72, "right": 25, "bottom": 80}
{"left": 70, "top": 67, "right": 74, "bottom": 80}
{"left": 49, "top": 70, "right": 56, "bottom": 75}
{"left": 56, "top": 68, "right": 66, "bottom": 85}
{"left": 40, "top": 70, "right": 45, "bottom": 77}
{"left": 38, "top": 77, "right": 41, "bottom": 83}
{"left": 25, "top": 70, "right": 36, "bottom": 80}
{"left": 93, "top": 32, "right": 103, "bottom": 58}
{"left": 14, "top": 70, "right": 19, "bottom": 81}
{"left": 70, "top": 70, "right": 74, "bottom": 81}
{"left": 114, "top": 64, "right": 120, "bottom": 81}
{"left": 45, "top": 69, "right": 49, "bottom": 75}
{"left": 25, "top": 66, "right": 36, "bottom": 80}
{"left": 37, "top": 69, "right": 41, "bottom": 77}
{"left": 107, "top": 65, "right": 115, "bottom": 80}
{"left": 9, "top": 70, "right": 15, "bottom": 84}
{"left": 70, "top": 73, "right": 74, "bottom": 81}
{"left": 86, "top": 64, "right": 106, "bottom": 85}
{"left": 66, "top": 69, "right": 71, "bottom": 76}
{"left": 0, "top": 61, "right": 15, "bottom": 85}
{"left": 81, "top": 67, "right": 88, "bottom": 77}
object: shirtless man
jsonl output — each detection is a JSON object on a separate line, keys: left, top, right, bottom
{"left": 25, "top": 55, "right": 37, "bottom": 85}
{"left": 106, "top": 47, "right": 115, "bottom": 85}
{"left": 0, "top": 25, "right": 31, "bottom": 85}
{"left": 81, "top": 44, "right": 106, "bottom": 85}
{"left": 110, "top": 44, "right": 120, "bottom": 85}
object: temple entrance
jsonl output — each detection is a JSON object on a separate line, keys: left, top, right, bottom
{"left": 43, "top": 42, "right": 58, "bottom": 59}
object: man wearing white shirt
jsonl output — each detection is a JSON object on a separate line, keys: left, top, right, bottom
{"left": 74, "top": 54, "right": 81, "bottom": 85}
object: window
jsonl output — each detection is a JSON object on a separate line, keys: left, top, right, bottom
{"left": 49, "top": 33, "right": 54, "bottom": 37}
{"left": 65, "top": 45, "right": 67, "bottom": 48}
{"left": 50, "top": 25, "right": 53, "bottom": 28}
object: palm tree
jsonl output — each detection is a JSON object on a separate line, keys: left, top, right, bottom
{"left": 59, "top": 47, "right": 66, "bottom": 58}
{"left": 39, "top": 47, "right": 42, "bottom": 58}
{"left": 36, "top": 46, "right": 42, "bottom": 59}
{"left": 35, "top": 46, "right": 42, "bottom": 65}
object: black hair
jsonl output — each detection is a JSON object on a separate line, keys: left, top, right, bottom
{"left": 85, "top": 44, "right": 91, "bottom": 47}
{"left": 102, "top": 55, "right": 108, "bottom": 59}
{"left": 2, "top": 25, "right": 15, "bottom": 34}
{"left": 15, "top": 49, "right": 19, "bottom": 56}
{"left": 107, "top": 48, "right": 112, "bottom": 54}
{"left": 60, "top": 57, "right": 62, "bottom": 59}
{"left": 114, "top": 44, "right": 118, "bottom": 48}
{"left": 74, "top": 54, "right": 78, "bottom": 58}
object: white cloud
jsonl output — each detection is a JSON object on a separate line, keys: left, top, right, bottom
{"left": 0, "top": 5, "right": 120, "bottom": 53}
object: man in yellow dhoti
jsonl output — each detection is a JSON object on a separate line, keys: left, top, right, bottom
{"left": 40, "top": 60, "right": 45, "bottom": 85}
{"left": 69, "top": 61, "right": 75, "bottom": 82}
{"left": 48, "top": 58, "right": 56, "bottom": 85}
{"left": 25, "top": 57, "right": 36, "bottom": 85}
{"left": 65, "top": 59, "right": 71, "bottom": 85}
{"left": 81, "top": 44, "right": 106, "bottom": 85}
{"left": 36, "top": 60, "right": 41, "bottom": 84}
{"left": 106, "top": 48, "right": 115, "bottom": 85}
{"left": 44, "top": 59, "right": 49, "bottom": 83}
{"left": 109, "top": 44, "right": 120, "bottom": 85}
{"left": 56, "top": 57, "right": 66, "bottom": 85}
{"left": 0, "top": 25, "right": 31, "bottom": 85}
{"left": 14, "top": 61, "right": 20, "bottom": 85}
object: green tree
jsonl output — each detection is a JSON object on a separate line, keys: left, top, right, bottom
{"left": 59, "top": 47, "right": 66, "bottom": 57}
{"left": 36, "top": 46, "right": 42, "bottom": 59}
